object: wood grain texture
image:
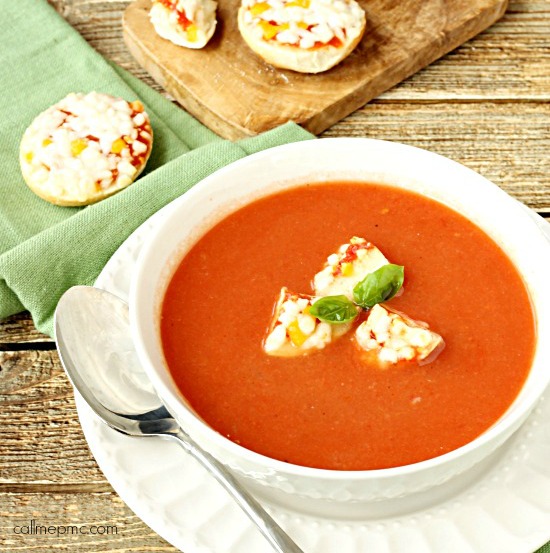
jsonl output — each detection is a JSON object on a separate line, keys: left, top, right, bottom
{"left": 382, "top": 0, "right": 550, "bottom": 101}
{"left": 0, "top": 351, "right": 105, "bottom": 485}
{"left": 123, "top": 0, "right": 509, "bottom": 138}
{"left": 0, "top": 492, "right": 177, "bottom": 552}
{"left": 0, "top": 313, "right": 52, "bottom": 346}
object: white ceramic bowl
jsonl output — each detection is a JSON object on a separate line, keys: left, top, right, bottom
{"left": 129, "top": 138, "right": 550, "bottom": 515}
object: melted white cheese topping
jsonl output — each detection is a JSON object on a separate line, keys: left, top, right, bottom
{"left": 313, "top": 236, "right": 389, "bottom": 299}
{"left": 150, "top": 0, "right": 217, "bottom": 48}
{"left": 20, "top": 92, "right": 152, "bottom": 203}
{"left": 264, "top": 289, "right": 329, "bottom": 353}
{"left": 355, "top": 304, "right": 444, "bottom": 364}
{"left": 264, "top": 287, "right": 351, "bottom": 356}
{"left": 241, "top": 0, "right": 365, "bottom": 49}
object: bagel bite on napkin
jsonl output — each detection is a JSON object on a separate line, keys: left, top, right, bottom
{"left": 19, "top": 92, "right": 153, "bottom": 206}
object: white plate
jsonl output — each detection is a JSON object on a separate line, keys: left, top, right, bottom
{"left": 75, "top": 196, "right": 550, "bottom": 553}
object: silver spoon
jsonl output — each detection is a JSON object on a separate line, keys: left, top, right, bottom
{"left": 54, "top": 285, "right": 304, "bottom": 553}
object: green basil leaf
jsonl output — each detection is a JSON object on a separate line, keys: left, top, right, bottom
{"left": 309, "top": 295, "right": 358, "bottom": 324}
{"left": 352, "top": 264, "right": 405, "bottom": 309}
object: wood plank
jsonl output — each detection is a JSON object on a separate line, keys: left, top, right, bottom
{"left": 0, "top": 351, "right": 105, "bottom": 485}
{"left": 381, "top": 0, "right": 550, "bottom": 101}
{"left": 47, "top": 0, "right": 550, "bottom": 102}
{"left": 0, "top": 483, "right": 111, "bottom": 494}
{"left": 0, "top": 313, "right": 52, "bottom": 346}
{"left": 0, "top": 492, "right": 177, "bottom": 552}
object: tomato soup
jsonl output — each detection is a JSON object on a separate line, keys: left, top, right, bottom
{"left": 160, "top": 183, "right": 535, "bottom": 470}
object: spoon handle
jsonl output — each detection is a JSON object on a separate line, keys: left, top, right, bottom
{"left": 171, "top": 428, "right": 305, "bottom": 553}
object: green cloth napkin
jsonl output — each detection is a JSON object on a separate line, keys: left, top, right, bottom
{"left": 0, "top": 0, "right": 313, "bottom": 337}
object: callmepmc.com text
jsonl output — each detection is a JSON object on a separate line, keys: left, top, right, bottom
{"left": 13, "top": 519, "right": 118, "bottom": 537}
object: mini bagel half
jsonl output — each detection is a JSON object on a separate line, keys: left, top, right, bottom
{"left": 238, "top": 0, "right": 366, "bottom": 73}
{"left": 19, "top": 92, "right": 153, "bottom": 207}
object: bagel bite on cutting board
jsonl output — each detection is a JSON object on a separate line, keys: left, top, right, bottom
{"left": 123, "top": 0, "right": 508, "bottom": 139}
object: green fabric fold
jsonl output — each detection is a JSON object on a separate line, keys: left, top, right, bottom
{"left": 0, "top": 0, "right": 313, "bottom": 336}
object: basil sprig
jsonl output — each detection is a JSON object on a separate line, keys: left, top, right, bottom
{"left": 352, "top": 264, "right": 404, "bottom": 309}
{"left": 309, "top": 264, "right": 405, "bottom": 324}
{"left": 309, "top": 295, "right": 359, "bottom": 324}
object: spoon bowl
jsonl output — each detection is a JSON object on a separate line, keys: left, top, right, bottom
{"left": 54, "top": 285, "right": 304, "bottom": 553}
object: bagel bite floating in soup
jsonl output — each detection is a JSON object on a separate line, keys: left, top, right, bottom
{"left": 313, "top": 236, "right": 392, "bottom": 299}
{"left": 355, "top": 304, "right": 445, "bottom": 365}
{"left": 264, "top": 287, "right": 355, "bottom": 357}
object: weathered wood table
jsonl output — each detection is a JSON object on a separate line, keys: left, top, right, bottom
{"left": 1, "top": 0, "right": 549, "bottom": 551}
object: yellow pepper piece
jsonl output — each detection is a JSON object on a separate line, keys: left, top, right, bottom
{"left": 25, "top": 152, "right": 33, "bottom": 162}
{"left": 287, "top": 0, "right": 310, "bottom": 7}
{"left": 70, "top": 138, "right": 88, "bottom": 157}
{"left": 186, "top": 24, "right": 198, "bottom": 42}
{"left": 287, "top": 320, "right": 308, "bottom": 347}
{"left": 42, "top": 138, "right": 52, "bottom": 147}
{"left": 130, "top": 100, "right": 144, "bottom": 113}
{"left": 111, "top": 138, "right": 127, "bottom": 154}
{"left": 296, "top": 21, "right": 309, "bottom": 29}
{"left": 259, "top": 20, "right": 289, "bottom": 40}
{"left": 341, "top": 262, "right": 354, "bottom": 277}
{"left": 250, "top": 2, "right": 270, "bottom": 16}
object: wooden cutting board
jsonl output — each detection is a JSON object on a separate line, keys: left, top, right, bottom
{"left": 123, "top": 0, "right": 508, "bottom": 139}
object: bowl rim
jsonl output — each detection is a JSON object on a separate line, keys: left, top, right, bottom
{"left": 129, "top": 137, "right": 550, "bottom": 481}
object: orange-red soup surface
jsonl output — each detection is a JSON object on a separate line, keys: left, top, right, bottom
{"left": 160, "top": 183, "right": 535, "bottom": 470}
